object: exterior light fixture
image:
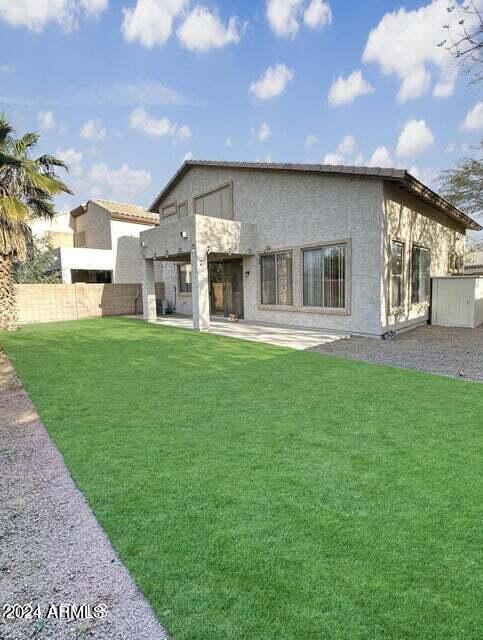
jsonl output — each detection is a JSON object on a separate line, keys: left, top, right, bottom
{"left": 228, "top": 247, "right": 233, "bottom": 255}
{"left": 141, "top": 240, "right": 146, "bottom": 247}
{"left": 180, "top": 231, "right": 187, "bottom": 239}
{"left": 165, "top": 250, "right": 169, "bottom": 257}
{"left": 265, "top": 245, "right": 271, "bottom": 253}
{"left": 245, "top": 270, "right": 250, "bottom": 277}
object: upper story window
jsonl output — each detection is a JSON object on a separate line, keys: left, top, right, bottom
{"left": 194, "top": 183, "right": 233, "bottom": 220}
{"left": 260, "top": 251, "right": 293, "bottom": 305}
{"left": 178, "top": 201, "right": 188, "bottom": 218}
{"left": 391, "top": 241, "right": 404, "bottom": 309}
{"left": 411, "top": 246, "right": 430, "bottom": 304}
{"left": 303, "top": 243, "right": 347, "bottom": 310}
{"left": 161, "top": 202, "right": 177, "bottom": 219}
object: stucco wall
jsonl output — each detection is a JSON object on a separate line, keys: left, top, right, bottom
{"left": 382, "top": 183, "right": 466, "bottom": 332}
{"left": 85, "top": 203, "right": 112, "bottom": 250}
{"left": 154, "top": 166, "right": 385, "bottom": 336}
{"left": 110, "top": 219, "right": 162, "bottom": 283}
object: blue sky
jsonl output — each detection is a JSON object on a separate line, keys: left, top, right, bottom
{"left": 1, "top": 0, "right": 482, "bottom": 212}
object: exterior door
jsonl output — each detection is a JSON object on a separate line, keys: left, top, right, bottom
{"left": 208, "top": 260, "right": 244, "bottom": 318}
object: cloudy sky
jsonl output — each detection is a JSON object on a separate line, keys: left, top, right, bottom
{"left": 1, "top": 0, "right": 482, "bottom": 211}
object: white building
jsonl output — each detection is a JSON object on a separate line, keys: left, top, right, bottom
{"left": 53, "top": 199, "right": 160, "bottom": 284}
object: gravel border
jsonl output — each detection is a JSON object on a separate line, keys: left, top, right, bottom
{"left": 310, "top": 325, "right": 483, "bottom": 382}
{"left": 0, "top": 351, "right": 168, "bottom": 640}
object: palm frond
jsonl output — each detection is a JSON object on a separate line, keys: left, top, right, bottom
{"left": 37, "top": 154, "right": 69, "bottom": 171}
{"left": 0, "top": 213, "right": 30, "bottom": 259}
{"left": 0, "top": 196, "right": 29, "bottom": 220}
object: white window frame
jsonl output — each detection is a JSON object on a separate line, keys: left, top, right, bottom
{"left": 390, "top": 240, "right": 405, "bottom": 310}
{"left": 301, "top": 241, "right": 349, "bottom": 313}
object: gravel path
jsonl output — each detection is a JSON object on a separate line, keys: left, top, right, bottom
{"left": 0, "top": 351, "right": 168, "bottom": 640}
{"left": 311, "top": 325, "right": 483, "bottom": 382}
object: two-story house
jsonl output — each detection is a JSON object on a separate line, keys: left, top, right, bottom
{"left": 140, "top": 160, "right": 481, "bottom": 338}
{"left": 53, "top": 199, "right": 160, "bottom": 284}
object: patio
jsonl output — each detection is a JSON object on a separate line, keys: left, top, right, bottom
{"left": 148, "top": 315, "right": 348, "bottom": 350}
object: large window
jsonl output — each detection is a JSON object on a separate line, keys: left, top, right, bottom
{"left": 178, "top": 263, "right": 192, "bottom": 293}
{"left": 194, "top": 183, "right": 233, "bottom": 220}
{"left": 411, "top": 246, "right": 430, "bottom": 304}
{"left": 391, "top": 241, "right": 404, "bottom": 308}
{"left": 303, "top": 244, "right": 346, "bottom": 309}
{"left": 260, "top": 251, "right": 293, "bottom": 305}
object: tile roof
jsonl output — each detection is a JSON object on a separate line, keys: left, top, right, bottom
{"left": 465, "top": 250, "right": 483, "bottom": 268}
{"left": 93, "top": 199, "right": 159, "bottom": 224}
{"left": 149, "top": 160, "right": 481, "bottom": 232}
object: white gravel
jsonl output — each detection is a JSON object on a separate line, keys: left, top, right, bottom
{"left": 0, "top": 352, "right": 169, "bottom": 640}
{"left": 311, "top": 325, "right": 483, "bottom": 382}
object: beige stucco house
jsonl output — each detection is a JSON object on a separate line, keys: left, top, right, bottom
{"left": 140, "top": 161, "right": 481, "bottom": 338}
{"left": 53, "top": 200, "right": 160, "bottom": 284}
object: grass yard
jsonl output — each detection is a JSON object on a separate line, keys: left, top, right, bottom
{"left": 2, "top": 317, "right": 482, "bottom": 640}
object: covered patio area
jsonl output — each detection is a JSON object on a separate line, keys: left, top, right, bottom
{"left": 147, "top": 315, "right": 347, "bottom": 350}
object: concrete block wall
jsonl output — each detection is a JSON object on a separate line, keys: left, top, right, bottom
{"left": 16, "top": 283, "right": 164, "bottom": 325}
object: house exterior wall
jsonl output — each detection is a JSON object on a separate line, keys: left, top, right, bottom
{"left": 382, "top": 183, "right": 466, "bottom": 332}
{"left": 78, "top": 203, "right": 111, "bottom": 250}
{"left": 110, "top": 219, "right": 161, "bottom": 283}
{"left": 153, "top": 166, "right": 386, "bottom": 336}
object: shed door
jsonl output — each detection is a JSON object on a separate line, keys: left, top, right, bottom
{"left": 432, "top": 278, "right": 473, "bottom": 327}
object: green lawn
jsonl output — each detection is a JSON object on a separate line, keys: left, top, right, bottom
{"left": 2, "top": 317, "right": 482, "bottom": 640}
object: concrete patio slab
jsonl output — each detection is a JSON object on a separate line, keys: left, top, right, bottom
{"left": 149, "top": 315, "right": 347, "bottom": 350}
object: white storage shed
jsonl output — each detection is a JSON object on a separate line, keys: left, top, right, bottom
{"left": 431, "top": 277, "right": 483, "bottom": 328}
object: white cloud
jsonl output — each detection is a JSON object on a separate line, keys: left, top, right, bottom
{"left": 225, "top": 137, "right": 232, "bottom": 147}
{"left": 129, "top": 106, "right": 191, "bottom": 139}
{"left": 396, "top": 119, "right": 434, "bottom": 157}
{"left": 176, "top": 124, "right": 192, "bottom": 139}
{"left": 328, "top": 70, "right": 374, "bottom": 106}
{"left": 397, "top": 65, "right": 431, "bottom": 103}
{"left": 305, "top": 134, "right": 318, "bottom": 149}
{"left": 323, "top": 152, "right": 343, "bottom": 164}
{"left": 109, "top": 79, "right": 198, "bottom": 106}
{"left": 408, "top": 165, "right": 437, "bottom": 187}
{"left": 122, "top": 0, "right": 188, "bottom": 48}
{"left": 37, "top": 110, "right": 56, "bottom": 131}
{"left": 337, "top": 134, "right": 356, "bottom": 156}
{"left": 0, "top": 62, "right": 14, "bottom": 72}
{"left": 461, "top": 102, "right": 483, "bottom": 131}
{"left": 80, "top": 0, "right": 108, "bottom": 17}
{"left": 258, "top": 123, "right": 271, "bottom": 142}
{"left": 256, "top": 154, "right": 272, "bottom": 163}
{"left": 368, "top": 146, "right": 392, "bottom": 168}
{"left": 266, "top": 0, "right": 303, "bottom": 39}
{"left": 303, "top": 0, "right": 331, "bottom": 29}
{"left": 445, "top": 142, "right": 456, "bottom": 153}
{"left": 266, "top": 0, "right": 331, "bottom": 38}
{"left": 56, "top": 147, "right": 83, "bottom": 176}
{"left": 80, "top": 118, "right": 106, "bottom": 141}
{"left": 182, "top": 151, "right": 194, "bottom": 161}
{"left": 0, "top": 0, "right": 108, "bottom": 32}
{"left": 362, "top": 0, "right": 478, "bottom": 101}
{"left": 177, "top": 6, "right": 241, "bottom": 52}
{"left": 87, "top": 162, "right": 152, "bottom": 200}
{"left": 249, "top": 63, "right": 294, "bottom": 100}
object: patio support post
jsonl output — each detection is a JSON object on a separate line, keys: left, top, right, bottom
{"left": 191, "top": 245, "right": 210, "bottom": 330}
{"left": 142, "top": 257, "right": 156, "bottom": 322}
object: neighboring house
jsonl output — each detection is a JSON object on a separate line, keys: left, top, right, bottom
{"left": 140, "top": 161, "right": 481, "bottom": 337}
{"left": 29, "top": 211, "right": 74, "bottom": 248}
{"left": 465, "top": 250, "right": 483, "bottom": 276}
{"left": 53, "top": 199, "right": 160, "bottom": 284}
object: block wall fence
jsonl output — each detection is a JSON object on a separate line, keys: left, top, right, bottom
{"left": 16, "top": 283, "right": 164, "bottom": 325}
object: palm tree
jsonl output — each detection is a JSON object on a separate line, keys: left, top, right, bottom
{"left": 0, "top": 114, "right": 72, "bottom": 330}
